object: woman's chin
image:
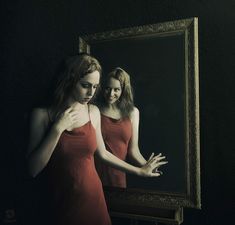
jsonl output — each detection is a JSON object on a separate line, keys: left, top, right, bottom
{"left": 107, "top": 99, "right": 117, "bottom": 105}
{"left": 80, "top": 98, "right": 92, "bottom": 104}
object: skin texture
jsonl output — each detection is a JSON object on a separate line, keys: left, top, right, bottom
{"left": 27, "top": 70, "right": 167, "bottom": 178}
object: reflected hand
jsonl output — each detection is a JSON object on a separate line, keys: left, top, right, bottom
{"left": 139, "top": 153, "right": 168, "bottom": 177}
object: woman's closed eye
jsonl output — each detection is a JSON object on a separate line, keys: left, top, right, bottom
{"left": 81, "top": 83, "right": 98, "bottom": 89}
{"left": 81, "top": 83, "right": 90, "bottom": 88}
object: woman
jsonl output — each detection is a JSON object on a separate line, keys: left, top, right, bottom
{"left": 96, "top": 67, "right": 166, "bottom": 188}
{"left": 27, "top": 54, "right": 167, "bottom": 225}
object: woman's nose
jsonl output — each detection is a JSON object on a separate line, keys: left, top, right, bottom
{"left": 87, "top": 87, "right": 93, "bottom": 96}
{"left": 109, "top": 89, "right": 115, "bottom": 96}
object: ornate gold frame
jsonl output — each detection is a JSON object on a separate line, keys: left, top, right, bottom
{"left": 78, "top": 17, "right": 200, "bottom": 223}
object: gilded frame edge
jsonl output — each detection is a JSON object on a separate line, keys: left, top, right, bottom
{"left": 78, "top": 17, "right": 201, "bottom": 210}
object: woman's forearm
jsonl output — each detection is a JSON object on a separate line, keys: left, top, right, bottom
{"left": 128, "top": 147, "right": 147, "bottom": 166}
{"left": 98, "top": 150, "right": 142, "bottom": 176}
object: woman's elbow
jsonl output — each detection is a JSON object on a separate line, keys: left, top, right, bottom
{"left": 27, "top": 157, "right": 45, "bottom": 178}
{"left": 29, "top": 171, "right": 38, "bottom": 178}
{"left": 28, "top": 162, "right": 39, "bottom": 178}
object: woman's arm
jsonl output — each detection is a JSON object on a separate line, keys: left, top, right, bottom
{"left": 91, "top": 105, "right": 167, "bottom": 177}
{"left": 128, "top": 107, "right": 147, "bottom": 166}
{"left": 27, "top": 108, "right": 62, "bottom": 177}
{"left": 128, "top": 107, "right": 166, "bottom": 173}
{"left": 27, "top": 107, "right": 80, "bottom": 177}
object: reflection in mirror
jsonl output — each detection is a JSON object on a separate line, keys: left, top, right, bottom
{"left": 87, "top": 31, "right": 185, "bottom": 193}
{"left": 94, "top": 67, "right": 167, "bottom": 188}
{"left": 79, "top": 18, "right": 201, "bottom": 212}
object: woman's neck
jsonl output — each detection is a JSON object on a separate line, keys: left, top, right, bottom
{"left": 67, "top": 98, "right": 87, "bottom": 109}
{"left": 105, "top": 103, "right": 118, "bottom": 111}
{"left": 102, "top": 103, "right": 122, "bottom": 116}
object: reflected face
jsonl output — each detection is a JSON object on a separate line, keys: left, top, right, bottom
{"left": 74, "top": 70, "right": 100, "bottom": 104}
{"left": 104, "top": 77, "right": 122, "bottom": 104}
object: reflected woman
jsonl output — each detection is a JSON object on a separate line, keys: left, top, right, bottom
{"left": 27, "top": 55, "right": 167, "bottom": 225}
{"left": 96, "top": 67, "right": 166, "bottom": 188}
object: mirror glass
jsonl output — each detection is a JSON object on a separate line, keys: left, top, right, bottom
{"left": 79, "top": 18, "right": 200, "bottom": 209}
{"left": 91, "top": 34, "right": 186, "bottom": 193}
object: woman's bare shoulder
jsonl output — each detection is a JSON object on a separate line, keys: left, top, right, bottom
{"left": 131, "top": 106, "right": 139, "bottom": 117}
{"left": 89, "top": 104, "right": 101, "bottom": 127}
{"left": 30, "top": 107, "right": 49, "bottom": 125}
{"left": 133, "top": 106, "right": 139, "bottom": 113}
{"left": 129, "top": 106, "right": 139, "bottom": 123}
{"left": 31, "top": 107, "right": 48, "bottom": 117}
{"left": 89, "top": 104, "right": 100, "bottom": 115}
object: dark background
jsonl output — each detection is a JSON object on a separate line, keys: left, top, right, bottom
{"left": 1, "top": 0, "right": 234, "bottom": 225}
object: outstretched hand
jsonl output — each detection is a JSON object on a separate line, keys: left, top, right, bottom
{"left": 139, "top": 153, "right": 168, "bottom": 177}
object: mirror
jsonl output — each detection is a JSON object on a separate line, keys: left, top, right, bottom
{"left": 78, "top": 17, "right": 200, "bottom": 220}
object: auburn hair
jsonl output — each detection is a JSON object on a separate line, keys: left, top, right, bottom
{"left": 50, "top": 53, "right": 102, "bottom": 118}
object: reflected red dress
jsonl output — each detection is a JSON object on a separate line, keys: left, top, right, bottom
{"left": 45, "top": 120, "right": 111, "bottom": 225}
{"left": 96, "top": 114, "right": 132, "bottom": 188}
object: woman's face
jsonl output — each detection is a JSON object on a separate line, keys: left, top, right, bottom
{"left": 104, "top": 77, "right": 122, "bottom": 105}
{"left": 74, "top": 70, "right": 100, "bottom": 104}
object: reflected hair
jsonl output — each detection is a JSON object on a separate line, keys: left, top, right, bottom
{"left": 50, "top": 53, "right": 102, "bottom": 117}
{"left": 101, "top": 67, "right": 134, "bottom": 118}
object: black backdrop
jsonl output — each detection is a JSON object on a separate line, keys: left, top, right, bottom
{"left": 1, "top": 1, "right": 234, "bottom": 225}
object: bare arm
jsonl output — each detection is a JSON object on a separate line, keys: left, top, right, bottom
{"left": 27, "top": 108, "right": 62, "bottom": 177}
{"left": 27, "top": 107, "right": 80, "bottom": 177}
{"left": 91, "top": 105, "right": 167, "bottom": 177}
{"left": 128, "top": 107, "right": 167, "bottom": 173}
{"left": 128, "top": 107, "right": 147, "bottom": 166}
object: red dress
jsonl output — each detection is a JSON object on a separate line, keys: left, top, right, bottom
{"left": 96, "top": 114, "right": 132, "bottom": 188}
{"left": 45, "top": 121, "right": 111, "bottom": 225}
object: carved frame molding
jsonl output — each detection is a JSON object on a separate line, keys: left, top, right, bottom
{"left": 78, "top": 18, "right": 200, "bottom": 213}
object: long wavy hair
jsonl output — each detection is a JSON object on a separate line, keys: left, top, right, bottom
{"left": 49, "top": 53, "right": 102, "bottom": 118}
{"left": 98, "top": 67, "right": 134, "bottom": 118}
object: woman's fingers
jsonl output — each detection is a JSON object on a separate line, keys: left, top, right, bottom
{"left": 151, "top": 168, "right": 165, "bottom": 177}
{"left": 142, "top": 153, "right": 168, "bottom": 177}
{"left": 149, "top": 153, "right": 162, "bottom": 161}
{"left": 151, "top": 161, "right": 168, "bottom": 170}
{"left": 149, "top": 167, "right": 165, "bottom": 177}
{"left": 155, "top": 153, "right": 162, "bottom": 157}
{"left": 147, "top": 158, "right": 168, "bottom": 171}
{"left": 148, "top": 156, "right": 165, "bottom": 165}
{"left": 70, "top": 113, "right": 80, "bottom": 120}
{"left": 148, "top": 153, "right": 154, "bottom": 161}
{"left": 157, "top": 161, "right": 168, "bottom": 166}
{"left": 64, "top": 106, "right": 73, "bottom": 114}
{"left": 154, "top": 160, "right": 168, "bottom": 166}
{"left": 156, "top": 170, "right": 163, "bottom": 175}
{"left": 155, "top": 156, "right": 166, "bottom": 161}
{"left": 64, "top": 104, "right": 82, "bottom": 117}
{"left": 150, "top": 172, "right": 161, "bottom": 177}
